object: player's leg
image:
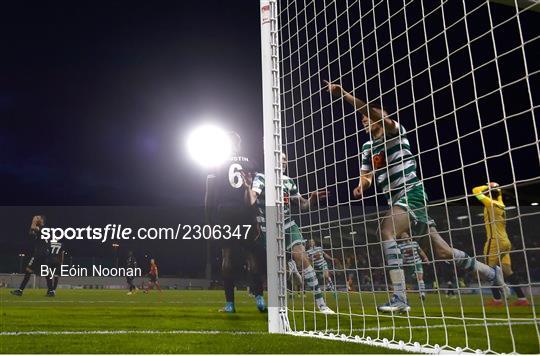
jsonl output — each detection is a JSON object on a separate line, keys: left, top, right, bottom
{"left": 246, "top": 246, "right": 267, "bottom": 312}
{"left": 46, "top": 256, "right": 60, "bottom": 296}
{"left": 126, "top": 277, "right": 135, "bottom": 294}
{"left": 289, "top": 226, "right": 333, "bottom": 314}
{"left": 220, "top": 246, "right": 236, "bottom": 312}
{"left": 323, "top": 268, "right": 335, "bottom": 291}
{"left": 483, "top": 240, "right": 504, "bottom": 306}
{"left": 412, "top": 261, "right": 426, "bottom": 300}
{"left": 11, "top": 257, "right": 38, "bottom": 296}
{"left": 501, "top": 253, "right": 529, "bottom": 306}
{"left": 45, "top": 275, "right": 54, "bottom": 296}
{"left": 377, "top": 205, "right": 410, "bottom": 312}
{"left": 427, "top": 227, "right": 502, "bottom": 286}
{"left": 347, "top": 272, "right": 354, "bottom": 291}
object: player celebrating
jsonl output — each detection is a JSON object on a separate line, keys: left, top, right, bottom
{"left": 306, "top": 239, "right": 336, "bottom": 291}
{"left": 244, "top": 152, "right": 335, "bottom": 314}
{"left": 325, "top": 81, "right": 503, "bottom": 312}
{"left": 397, "top": 232, "right": 429, "bottom": 300}
{"left": 473, "top": 182, "right": 529, "bottom": 307}
{"left": 143, "top": 259, "right": 161, "bottom": 292}
{"left": 11, "top": 215, "right": 52, "bottom": 297}
{"left": 205, "top": 132, "right": 265, "bottom": 313}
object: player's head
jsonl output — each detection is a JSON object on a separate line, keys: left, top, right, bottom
{"left": 308, "top": 239, "right": 316, "bottom": 248}
{"left": 150, "top": 258, "right": 155, "bottom": 264}
{"left": 31, "top": 215, "right": 46, "bottom": 228}
{"left": 486, "top": 182, "right": 502, "bottom": 201}
{"left": 227, "top": 131, "right": 241, "bottom": 153}
{"left": 361, "top": 103, "right": 390, "bottom": 135}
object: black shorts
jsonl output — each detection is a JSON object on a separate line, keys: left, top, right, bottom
{"left": 46, "top": 255, "right": 61, "bottom": 271}
{"left": 148, "top": 274, "right": 158, "bottom": 283}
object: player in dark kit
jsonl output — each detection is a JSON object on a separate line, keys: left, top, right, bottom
{"left": 205, "top": 132, "right": 265, "bottom": 313}
{"left": 11, "top": 215, "right": 56, "bottom": 296}
{"left": 45, "top": 234, "right": 64, "bottom": 297}
{"left": 126, "top": 251, "right": 138, "bottom": 295}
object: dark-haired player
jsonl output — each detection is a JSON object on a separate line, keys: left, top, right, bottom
{"left": 11, "top": 215, "right": 54, "bottom": 297}
{"left": 325, "top": 81, "right": 504, "bottom": 312}
{"left": 205, "top": 132, "right": 263, "bottom": 313}
{"left": 473, "top": 182, "right": 529, "bottom": 307}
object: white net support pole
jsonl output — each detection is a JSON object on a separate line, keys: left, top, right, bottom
{"left": 260, "top": 0, "right": 289, "bottom": 334}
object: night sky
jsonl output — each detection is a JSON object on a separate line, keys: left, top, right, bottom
{"left": 1, "top": 1, "right": 263, "bottom": 206}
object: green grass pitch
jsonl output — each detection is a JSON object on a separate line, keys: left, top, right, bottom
{"left": 0, "top": 288, "right": 538, "bottom": 353}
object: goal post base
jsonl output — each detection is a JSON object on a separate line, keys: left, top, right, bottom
{"left": 268, "top": 307, "right": 291, "bottom": 334}
{"left": 291, "top": 331, "right": 479, "bottom": 354}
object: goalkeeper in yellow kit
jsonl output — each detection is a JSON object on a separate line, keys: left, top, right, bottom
{"left": 472, "top": 182, "right": 529, "bottom": 307}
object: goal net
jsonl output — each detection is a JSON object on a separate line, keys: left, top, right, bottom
{"left": 260, "top": 0, "right": 540, "bottom": 353}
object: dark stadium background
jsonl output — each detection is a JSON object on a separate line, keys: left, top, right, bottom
{"left": 0, "top": 1, "right": 538, "bottom": 279}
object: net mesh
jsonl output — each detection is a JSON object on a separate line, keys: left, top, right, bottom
{"left": 272, "top": 0, "right": 540, "bottom": 353}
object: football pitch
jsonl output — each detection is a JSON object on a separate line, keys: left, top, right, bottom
{"left": 0, "top": 289, "right": 538, "bottom": 354}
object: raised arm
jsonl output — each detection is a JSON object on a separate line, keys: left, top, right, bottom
{"left": 472, "top": 182, "right": 504, "bottom": 208}
{"left": 324, "top": 80, "right": 397, "bottom": 135}
{"left": 242, "top": 171, "right": 259, "bottom": 206}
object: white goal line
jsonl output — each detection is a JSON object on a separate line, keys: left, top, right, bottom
{"left": 2, "top": 321, "right": 537, "bottom": 337}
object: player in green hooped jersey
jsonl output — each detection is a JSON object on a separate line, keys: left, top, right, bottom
{"left": 243, "top": 152, "right": 335, "bottom": 314}
{"left": 325, "top": 81, "right": 504, "bottom": 313}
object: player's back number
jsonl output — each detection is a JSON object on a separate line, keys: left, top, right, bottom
{"left": 228, "top": 163, "right": 244, "bottom": 188}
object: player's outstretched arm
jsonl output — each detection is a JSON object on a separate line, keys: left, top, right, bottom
{"left": 324, "top": 80, "right": 397, "bottom": 134}
{"left": 293, "top": 190, "right": 327, "bottom": 212}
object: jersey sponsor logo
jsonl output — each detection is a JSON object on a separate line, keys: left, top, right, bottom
{"left": 373, "top": 151, "right": 386, "bottom": 169}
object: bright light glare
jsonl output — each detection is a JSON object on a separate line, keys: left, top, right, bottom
{"left": 187, "top": 125, "right": 231, "bottom": 167}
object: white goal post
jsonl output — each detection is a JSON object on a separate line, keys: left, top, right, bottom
{"left": 261, "top": 0, "right": 540, "bottom": 353}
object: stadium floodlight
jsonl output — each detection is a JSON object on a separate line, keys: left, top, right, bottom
{"left": 187, "top": 124, "right": 232, "bottom": 168}
{"left": 531, "top": 202, "right": 539, "bottom": 206}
